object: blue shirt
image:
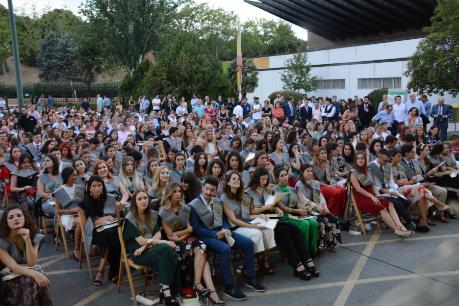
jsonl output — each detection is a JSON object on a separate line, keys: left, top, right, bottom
{"left": 193, "top": 105, "right": 205, "bottom": 119}
{"left": 372, "top": 110, "right": 395, "bottom": 125}
{"left": 405, "top": 100, "right": 426, "bottom": 115}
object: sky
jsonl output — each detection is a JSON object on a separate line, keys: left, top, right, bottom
{"left": 0, "top": 0, "right": 308, "bottom": 40}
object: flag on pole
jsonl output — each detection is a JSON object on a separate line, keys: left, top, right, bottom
{"left": 236, "top": 19, "right": 243, "bottom": 96}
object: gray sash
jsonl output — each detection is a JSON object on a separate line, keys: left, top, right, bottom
{"left": 15, "top": 169, "right": 37, "bottom": 178}
{"left": 221, "top": 193, "right": 251, "bottom": 226}
{"left": 125, "top": 210, "right": 158, "bottom": 240}
{"left": 296, "top": 180, "right": 321, "bottom": 204}
{"left": 103, "top": 193, "right": 117, "bottom": 216}
{"left": 54, "top": 187, "right": 78, "bottom": 209}
{"left": 312, "top": 163, "right": 330, "bottom": 184}
{"left": 352, "top": 168, "right": 373, "bottom": 187}
{"left": 159, "top": 205, "right": 190, "bottom": 232}
{"left": 4, "top": 162, "right": 16, "bottom": 173}
{"left": 170, "top": 169, "right": 184, "bottom": 183}
{"left": 368, "top": 162, "right": 391, "bottom": 188}
{"left": 26, "top": 143, "right": 41, "bottom": 161}
{"left": 189, "top": 196, "right": 223, "bottom": 229}
{"left": 165, "top": 137, "right": 182, "bottom": 151}
{"left": 39, "top": 173, "right": 62, "bottom": 192}
{"left": 245, "top": 188, "right": 273, "bottom": 209}
{"left": 74, "top": 184, "right": 85, "bottom": 202}
{"left": 268, "top": 152, "right": 288, "bottom": 167}
{"left": 143, "top": 174, "right": 153, "bottom": 186}
{"left": 392, "top": 164, "right": 407, "bottom": 180}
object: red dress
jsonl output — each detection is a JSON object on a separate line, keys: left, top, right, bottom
{"left": 352, "top": 185, "right": 389, "bottom": 213}
{"left": 320, "top": 185, "right": 347, "bottom": 217}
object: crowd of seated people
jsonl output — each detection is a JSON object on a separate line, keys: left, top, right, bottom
{"left": 0, "top": 92, "right": 457, "bottom": 305}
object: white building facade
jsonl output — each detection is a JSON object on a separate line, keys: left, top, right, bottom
{"left": 248, "top": 38, "right": 456, "bottom": 105}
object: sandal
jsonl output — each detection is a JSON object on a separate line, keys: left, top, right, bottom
{"left": 209, "top": 290, "right": 225, "bottom": 305}
{"left": 72, "top": 250, "right": 81, "bottom": 262}
{"left": 193, "top": 283, "right": 210, "bottom": 298}
{"left": 94, "top": 270, "right": 104, "bottom": 286}
{"left": 305, "top": 260, "right": 320, "bottom": 278}
{"left": 263, "top": 260, "right": 275, "bottom": 275}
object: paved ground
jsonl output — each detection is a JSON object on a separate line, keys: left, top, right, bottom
{"left": 34, "top": 199, "right": 459, "bottom": 306}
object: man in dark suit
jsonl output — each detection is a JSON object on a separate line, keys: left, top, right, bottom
{"left": 299, "top": 98, "right": 312, "bottom": 128}
{"left": 283, "top": 96, "right": 297, "bottom": 124}
{"left": 430, "top": 97, "right": 453, "bottom": 141}
{"left": 358, "top": 96, "right": 375, "bottom": 129}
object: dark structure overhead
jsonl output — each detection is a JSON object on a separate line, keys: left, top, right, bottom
{"left": 244, "top": 0, "right": 437, "bottom": 42}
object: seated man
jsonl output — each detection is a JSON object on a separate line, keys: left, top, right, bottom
{"left": 190, "top": 176, "right": 266, "bottom": 301}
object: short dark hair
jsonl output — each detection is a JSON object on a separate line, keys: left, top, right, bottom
{"left": 403, "top": 134, "right": 416, "bottom": 143}
{"left": 61, "top": 166, "right": 76, "bottom": 184}
{"left": 388, "top": 148, "right": 401, "bottom": 158}
{"left": 378, "top": 148, "right": 390, "bottom": 157}
{"left": 401, "top": 144, "right": 414, "bottom": 156}
{"left": 203, "top": 176, "right": 219, "bottom": 188}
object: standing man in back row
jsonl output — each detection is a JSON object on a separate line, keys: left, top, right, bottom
{"left": 430, "top": 97, "right": 452, "bottom": 141}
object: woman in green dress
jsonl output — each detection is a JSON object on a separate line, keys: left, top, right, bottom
{"left": 123, "top": 191, "right": 180, "bottom": 306}
{"left": 272, "top": 166, "right": 319, "bottom": 255}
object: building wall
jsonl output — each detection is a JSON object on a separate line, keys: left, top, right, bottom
{"left": 248, "top": 38, "right": 457, "bottom": 105}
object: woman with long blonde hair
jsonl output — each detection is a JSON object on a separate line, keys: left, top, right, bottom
{"left": 160, "top": 183, "right": 223, "bottom": 304}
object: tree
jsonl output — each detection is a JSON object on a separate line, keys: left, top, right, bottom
{"left": 281, "top": 52, "right": 317, "bottom": 94}
{"left": 80, "top": 0, "right": 186, "bottom": 70}
{"left": 406, "top": 0, "right": 459, "bottom": 96}
{"left": 0, "top": 5, "right": 11, "bottom": 74}
{"left": 56, "top": 34, "right": 79, "bottom": 81}
{"left": 37, "top": 32, "right": 80, "bottom": 82}
{"left": 229, "top": 58, "right": 258, "bottom": 98}
{"left": 140, "top": 31, "right": 229, "bottom": 98}
{"left": 37, "top": 32, "right": 59, "bottom": 81}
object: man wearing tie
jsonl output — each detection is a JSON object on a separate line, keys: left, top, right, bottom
{"left": 430, "top": 97, "right": 452, "bottom": 141}
{"left": 299, "top": 97, "right": 312, "bottom": 128}
{"left": 283, "top": 96, "right": 297, "bottom": 124}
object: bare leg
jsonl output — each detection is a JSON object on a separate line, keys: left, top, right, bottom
{"left": 193, "top": 248, "right": 206, "bottom": 287}
{"left": 387, "top": 202, "right": 404, "bottom": 228}
{"left": 417, "top": 198, "right": 429, "bottom": 226}
{"left": 202, "top": 260, "right": 223, "bottom": 304}
{"left": 380, "top": 208, "right": 397, "bottom": 230}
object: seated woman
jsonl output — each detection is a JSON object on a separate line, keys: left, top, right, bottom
{"left": 181, "top": 172, "right": 202, "bottom": 203}
{"left": 124, "top": 191, "right": 180, "bottom": 306}
{"left": 160, "top": 183, "right": 223, "bottom": 305}
{"left": 79, "top": 175, "right": 121, "bottom": 286}
{"left": 92, "top": 159, "right": 129, "bottom": 208}
{"left": 119, "top": 156, "right": 145, "bottom": 200}
{"left": 0, "top": 145, "right": 21, "bottom": 200}
{"left": 10, "top": 153, "right": 38, "bottom": 216}
{"left": 73, "top": 157, "right": 91, "bottom": 185}
{"left": 222, "top": 171, "right": 276, "bottom": 272}
{"left": 225, "top": 151, "right": 250, "bottom": 187}
{"left": 143, "top": 159, "right": 159, "bottom": 190}
{"left": 149, "top": 166, "right": 170, "bottom": 210}
{"left": 296, "top": 164, "right": 340, "bottom": 252}
{"left": 273, "top": 166, "right": 319, "bottom": 255}
{"left": 55, "top": 166, "right": 82, "bottom": 261}
{"left": 0, "top": 206, "right": 53, "bottom": 306}
{"left": 104, "top": 145, "right": 122, "bottom": 176}
{"left": 312, "top": 148, "right": 347, "bottom": 218}
{"left": 246, "top": 167, "right": 319, "bottom": 279}
{"left": 268, "top": 137, "right": 289, "bottom": 168}
{"left": 350, "top": 152, "right": 412, "bottom": 238}
{"left": 193, "top": 152, "right": 208, "bottom": 182}
{"left": 37, "top": 154, "right": 62, "bottom": 217}
{"left": 206, "top": 158, "right": 225, "bottom": 195}
{"left": 170, "top": 153, "right": 187, "bottom": 183}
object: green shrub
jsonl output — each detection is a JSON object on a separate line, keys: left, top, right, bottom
{"left": 268, "top": 90, "right": 304, "bottom": 105}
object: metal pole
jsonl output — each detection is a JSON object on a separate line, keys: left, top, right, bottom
{"left": 7, "top": 0, "right": 23, "bottom": 109}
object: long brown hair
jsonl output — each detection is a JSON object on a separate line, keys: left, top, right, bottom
{"left": 92, "top": 159, "right": 114, "bottom": 181}
{"left": 0, "top": 205, "right": 38, "bottom": 250}
{"left": 130, "top": 191, "right": 154, "bottom": 234}
{"left": 224, "top": 171, "right": 243, "bottom": 201}
{"left": 160, "top": 182, "right": 183, "bottom": 210}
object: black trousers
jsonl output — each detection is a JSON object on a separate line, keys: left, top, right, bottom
{"left": 384, "top": 196, "right": 412, "bottom": 224}
{"left": 92, "top": 227, "right": 121, "bottom": 279}
{"left": 274, "top": 221, "right": 310, "bottom": 268}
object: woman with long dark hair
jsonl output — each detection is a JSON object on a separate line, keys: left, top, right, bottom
{"left": 79, "top": 175, "right": 121, "bottom": 286}
{"left": 10, "top": 153, "right": 38, "bottom": 215}
{"left": 0, "top": 205, "right": 53, "bottom": 306}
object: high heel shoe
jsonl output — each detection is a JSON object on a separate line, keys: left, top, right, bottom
{"left": 209, "top": 290, "right": 225, "bottom": 305}
{"left": 160, "top": 286, "right": 179, "bottom": 306}
{"left": 293, "top": 264, "right": 311, "bottom": 281}
{"left": 305, "top": 260, "right": 320, "bottom": 277}
{"left": 193, "top": 283, "right": 211, "bottom": 298}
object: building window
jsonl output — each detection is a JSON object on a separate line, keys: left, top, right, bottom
{"left": 317, "top": 79, "right": 345, "bottom": 89}
{"left": 358, "top": 77, "right": 401, "bottom": 89}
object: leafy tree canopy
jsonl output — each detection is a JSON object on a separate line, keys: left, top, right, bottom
{"left": 406, "top": 0, "right": 459, "bottom": 96}
{"left": 281, "top": 52, "right": 317, "bottom": 94}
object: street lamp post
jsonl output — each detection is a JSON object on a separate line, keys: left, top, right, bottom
{"left": 7, "top": 0, "right": 24, "bottom": 109}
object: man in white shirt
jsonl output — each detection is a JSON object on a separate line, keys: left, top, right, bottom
{"left": 232, "top": 103, "right": 243, "bottom": 119}
{"left": 251, "top": 97, "right": 262, "bottom": 122}
{"left": 152, "top": 95, "right": 161, "bottom": 112}
{"left": 391, "top": 95, "right": 406, "bottom": 126}
{"left": 96, "top": 94, "right": 103, "bottom": 113}
{"left": 320, "top": 98, "right": 336, "bottom": 122}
